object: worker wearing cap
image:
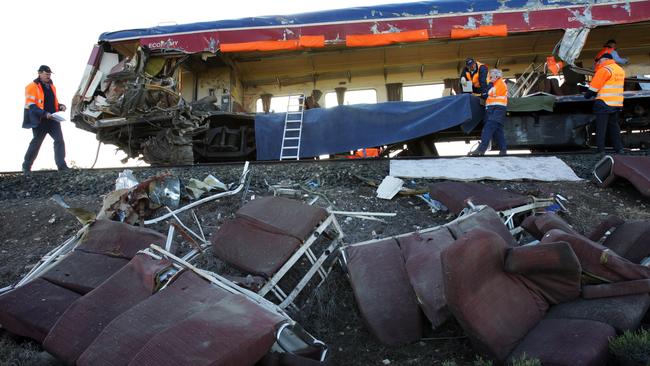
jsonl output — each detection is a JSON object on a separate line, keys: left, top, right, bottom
{"left": 585, "top": 54, "right": 625, "bottom": 154}
{"left": 460, "top": 58, "right": 489, "bottom": 95}
{"left": 22, "top": 65, "right": 69, "bottom": 174}
{"left": 469, "top": 69, "right": 509, "bottom": 156}
{"left": 594, "top": 39, "right": 629, "bottom": 66}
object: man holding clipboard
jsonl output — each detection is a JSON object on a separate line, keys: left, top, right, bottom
{"left": 22, "top": 65, "right": 69, "bottom": 174}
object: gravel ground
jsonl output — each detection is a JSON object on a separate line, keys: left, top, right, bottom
{"left": 1, "top": 153, "right": 649, "bottom": 365}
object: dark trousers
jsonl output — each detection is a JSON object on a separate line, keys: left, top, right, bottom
{"left": 22, "top": 121, "right": 67, "bottom": 170}
{"left": 477, "top": 106, "right": 507, "bottom": 154}
{"left": 595, "top": 112, "right": 623, "bottom": 152}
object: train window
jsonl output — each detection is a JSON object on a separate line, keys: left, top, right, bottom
{"left": 255, "top": 95, "right": 303, "bottom": 113}
{"left": 324, "top": 89, "right": 377, "bottom": 108}
{"left": 403, "top": 84, "right": 444, "bottom": 102}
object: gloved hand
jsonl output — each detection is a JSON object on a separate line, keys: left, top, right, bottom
{"left": 58, "top": 104, "right": 67, "bottom": 112}
{"left": 481, "top": 93, "right": 488, "bottom": 99}
{"left": 584, "top": 90, "right": 597, "bottom": 99}
{"left": 45, "top": 112, "right": 52, "bottom": 119}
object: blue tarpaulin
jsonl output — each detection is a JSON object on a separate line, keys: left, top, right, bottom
{"left": 255, "top": 94, "right": 484, "bottom": 160}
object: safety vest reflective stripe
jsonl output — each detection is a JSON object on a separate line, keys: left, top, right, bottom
{"left": 486, "top": 78, "right": 508, "bottom": 107}
{"left": 24, "top": 81, "right": 59, "bottom": 111}
{"left": 596, "top": 64, "right": 625, "bottom": 107}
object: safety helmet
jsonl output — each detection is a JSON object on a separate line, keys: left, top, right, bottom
{"left": 465, "top": 58, "right": 476, "bottom": 67}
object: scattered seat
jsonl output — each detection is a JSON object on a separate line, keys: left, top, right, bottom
{"left": 40, "top": 251, "right": 129, "bottom": 294}
{"left": 341, "top": 206, "right": 517, "bottom": 345}
{"left": 441, "top": 229, "right": 615, "bottom": 364}
{"left": 429, "top": 182, "right": 530, "bottom": 215}
{"left": 593, "top": 155, "right": 650, "bottom": 197}
{"left": 210, "top": 196, "right": 342, "bottom": 308}
{"left": 0, "top": 278, "right": 80, "bottom": 342}
{"left": 520, "top": 212, "right": 580, "bottom": 240}
{"left": 76, "top": 219, "right": 167, "bottom": 258}
{"left": 43, "top": 255, "right": 173, "bottom": 365}
{"left": 77, "top": 270, "right": 284, "bottom": 366}
{"left": 398, "top": 228, "right": 456, "bottom": 328}
{"left": 546, "top": 294, "right": 650, "bottom": 333}
{"left": 344, "top": 238, "right": 423, "bottom": 345}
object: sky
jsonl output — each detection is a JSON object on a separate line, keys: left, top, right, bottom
{"left": 0, "top": 0, "right": 419, "bottom": 172}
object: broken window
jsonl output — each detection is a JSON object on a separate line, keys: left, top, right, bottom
{"left": 324, "top": 89, "right": 377, "bottom": 108}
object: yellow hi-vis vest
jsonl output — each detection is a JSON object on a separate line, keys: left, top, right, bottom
{"left": 589, "top": 60, "right": 625, "bottom": 107}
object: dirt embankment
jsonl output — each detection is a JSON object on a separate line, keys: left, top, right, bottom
{"left": 1, "top": 154, "right": 648, "bottom": 365}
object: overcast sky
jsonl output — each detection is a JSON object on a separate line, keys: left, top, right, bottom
{"left": 0, "top": 0, "right": 416, "bottom": 172}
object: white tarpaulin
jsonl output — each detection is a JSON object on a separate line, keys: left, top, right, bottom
{"left": 390, "top": 157, "right": 582, "bottom": 182}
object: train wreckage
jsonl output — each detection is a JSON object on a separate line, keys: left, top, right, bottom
{"left": 1, "top": 153, "right": 650, "bottom": 365}
{"left": 70, "top": 0, "right": 650, "bottom": 165}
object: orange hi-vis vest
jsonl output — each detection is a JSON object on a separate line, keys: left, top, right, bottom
{"left": 589, "top": 60, "right": 625, "bottom": 107}
{"left": 465, "top": 62, "right": 488, "bottom": 89}
{"left": 486, "top": 78, "right": 508, "bottom": 108}
{"left": 595, "top": 46, "right": 615, "bottom": 61}
{"left": 25, "top": 81, "right": 59, "bottom": 112}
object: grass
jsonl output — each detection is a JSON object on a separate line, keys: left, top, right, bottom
{"left": 0, "top": 332, "right": 61, "bottom": 366}
{"left": 609, "top": 329, "right": 650, "bottom": 363}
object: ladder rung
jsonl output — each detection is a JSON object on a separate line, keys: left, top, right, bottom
{"left": 284, "top": 137, "right": 300, "bottom": 140}
{"left": 281, "top": 156, "right": 298, "bottom": 159}
{"left": 282, "top": 146, "right": 299, "bottom": 150}
{"left": 285, "top": 128, "right": 301, "bottom": 131}
{"left": 286, "top": 119, "right": 302, "bottom": 122}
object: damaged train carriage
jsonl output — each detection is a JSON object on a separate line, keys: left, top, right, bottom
{"left": 71, "top": 0, "right": 650, "bottom": 164}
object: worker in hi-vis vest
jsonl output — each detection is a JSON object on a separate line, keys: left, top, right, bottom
{"left": 585, "top": 53, "right": 625, "bottom": 154}
{"left": 460, "top": 58, "right": 489, "bottom": 95}
{"left": 22, "top": 65, "right": 69, "bottom": 174}
{"left": 469, "top": 69, "right": 508, "bottom": 156}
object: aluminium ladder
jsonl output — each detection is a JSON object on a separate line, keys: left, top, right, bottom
{"left": 279, "top": 94, "right": 305, "bottom": 160}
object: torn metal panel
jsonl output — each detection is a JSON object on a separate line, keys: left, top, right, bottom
{"left": 593, "top": 155, "right": 650, "bottom": 197}
{"left": 556, "top": 27, "right": 590, "bottom": 66}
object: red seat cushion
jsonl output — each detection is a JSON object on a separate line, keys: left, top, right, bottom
{"left": 236, "top": 196, "right": 328, "bottom": 241}
{"left": 210, "top": 218, "right": 301, "bottom": 278}
{"left": 344, "top": 238, "right": 423, "bottom": 345}
{"left": 441, "top": 229, "right": 546, "bottom": 361}
{"left": 43, "top": 255, "right": 172, "bottom": 365}
{"left": 77, "top": 219, "right": 166, "bottom": 259}
{"left": 446, "top": 207, "right": 517, "bottom": 246}
{"left": 0, "top": 279, "right": 80, "bottom": 342}
{"left": 40, "top": 251, "right": 130, "bottom": 294}
{"left": 77, "top": 271, "right": 232, "bottom": 366}
{"left": 429, "top": 181, "right": 530, "bottom": 215}
{"left": 508, "top": 318, "right": 615, "bottom": 366}
{"left": 129, "top": 294, "right": 283, "bottom": 366}
{"left": 546, "top": 294, "right": 650, "bottom": 333}
{"left": 398, "top": 228, "right": 456, "bottom": 328}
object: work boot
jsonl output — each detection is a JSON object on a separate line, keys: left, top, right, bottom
{"left": 22, "top": 168, "right": 31, "bottom": 178}
{"left": 58, "top": 166, "right": 70, "bottom": 172}
{"left": 499, "top": 151, "right": 507, "bottom": 156}
{"left": 468, "top": 150, "right": 484, "bottom": 157}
